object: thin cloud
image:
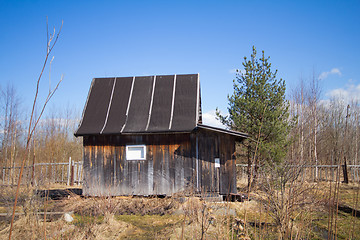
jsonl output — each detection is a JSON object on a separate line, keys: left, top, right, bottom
{"left": 326, "top": 81, "right": 360, "bottom": 102}
{"left": 202, "top": 110, "right": 226, "bottom": 129}
{"left": 319, "top": 68, "right": 342, "bottom": 80}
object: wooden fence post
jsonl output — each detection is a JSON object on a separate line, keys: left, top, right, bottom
{"left": 342, "top": 162, "right": 349, "bottom": 183}
{"left": 67, "top": 157, "right": 71, "bottom": 186}
{"left": 76, "top": 162, "right": 81, "bottom": 185}
{"left": 70, "top": 160, "right": 74, "bottom": 186}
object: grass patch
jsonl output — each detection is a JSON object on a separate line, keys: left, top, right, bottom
{"left": 73, "top": 214, "right": 104, "bottom": 228}
{"left": 116, "top": 214, "right": 182, "bottom": 239}
{"left": 312, "top": 210, "right": 360, "bottom": 239}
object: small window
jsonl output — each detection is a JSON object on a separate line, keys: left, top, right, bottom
{"left": 215, "top": 158, "right": 220, "bottom": 168}
{"left": 126, "top": 145, "right": 146, "bottom": 160}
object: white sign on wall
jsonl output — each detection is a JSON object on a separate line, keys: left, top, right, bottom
{"left": 215, "top": 158, "right": 220, "bottom": 168}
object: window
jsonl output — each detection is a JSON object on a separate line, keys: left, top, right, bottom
{"left": 126, "top": 145, "right": 146, "bottom": 160}
{"left": 214, "top": 158, "right": 220, "bottom": 168}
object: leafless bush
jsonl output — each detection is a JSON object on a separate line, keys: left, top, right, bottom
{"left": 257, "top": 159, "right": 322, "bottom": 239}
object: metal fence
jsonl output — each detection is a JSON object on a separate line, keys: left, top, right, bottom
{"left": 1, "top": 158, "right": 83, "bottom": 186}
{"left": 237, "top": 164, "right": 360, "bottom": 182}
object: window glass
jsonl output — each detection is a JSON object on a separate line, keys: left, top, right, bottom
{"left": 126, "top": 145, "right": 146, "bottom": 160}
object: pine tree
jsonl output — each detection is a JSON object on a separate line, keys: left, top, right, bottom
{"left": 217, "top": 46, "right": 292, "bottom": 186}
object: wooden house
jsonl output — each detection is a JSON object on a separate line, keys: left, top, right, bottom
{"left": 75, "top": 74, "right": 247, "bottom": 196}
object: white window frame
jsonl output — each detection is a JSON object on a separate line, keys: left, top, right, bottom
{"left": 126, "top": 145, "right": 146, "bottom": 160}
{"left": 214, "top": 158, "right": 220, "bottom": 168}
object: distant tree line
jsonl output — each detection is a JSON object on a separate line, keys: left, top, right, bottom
{"left": 0, "top": 83, "right": 82, "bottom": 183}
{"left": 289, "top": 76, "right": 359, "bottom": 172}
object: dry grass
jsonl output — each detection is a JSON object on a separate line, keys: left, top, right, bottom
{"left": 0, "top": 214, "right": 134, "bottom": 240}
{"left": 0, "top": 182, "right": 359, "bottom": 239}
{"left": 0, "top": 190, "right": 249, "bottom": 240}
{"left": 54, "top": 195, "right": 179, "bottom": 216}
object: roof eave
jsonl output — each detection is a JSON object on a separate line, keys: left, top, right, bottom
{"left": 74, "top": 130, "right": 194, "bottom": 137}
{"left": 195, "top": 124, "right": 249, "bottom": 139}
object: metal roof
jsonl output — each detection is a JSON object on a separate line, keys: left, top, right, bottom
{"left": 75, "top": 74, "right": 201, "bottom": 136}
{"left": 75, "top": 74, "right": 248, "bottom": 140}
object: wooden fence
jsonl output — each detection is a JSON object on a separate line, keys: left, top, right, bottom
{"left": 237, "top": 164, "right": 360, "bottom": 183}
{"left": 1, "top": 158, "right": 83, "bottom": 186}
{"left": 3, "top": 162, "right": 359, "bottom": 186}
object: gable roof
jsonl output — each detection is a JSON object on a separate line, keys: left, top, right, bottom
{"left": 75, "top": 74, "right": 201, "bottom": 136}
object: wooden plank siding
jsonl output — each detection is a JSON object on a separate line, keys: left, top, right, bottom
{"left": 82, "top": 130, "right": 237, "bottom": 196}
{"left": 195, "top": 129, "right": 237, "bottom": 195}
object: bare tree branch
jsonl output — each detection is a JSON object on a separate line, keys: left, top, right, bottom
{"left": 8, "top": 19, "right": 63, "bottom": 240}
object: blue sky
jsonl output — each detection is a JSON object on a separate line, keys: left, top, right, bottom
{"left": 0, "top": 0, "right": 359, "bottom": 126}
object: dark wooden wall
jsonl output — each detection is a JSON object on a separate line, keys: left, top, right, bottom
{"left": 82, "top": 131, "right": 237, "bottom": 196}
{"left": 195, "top": 130, "right": 237, "bottom": 195}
